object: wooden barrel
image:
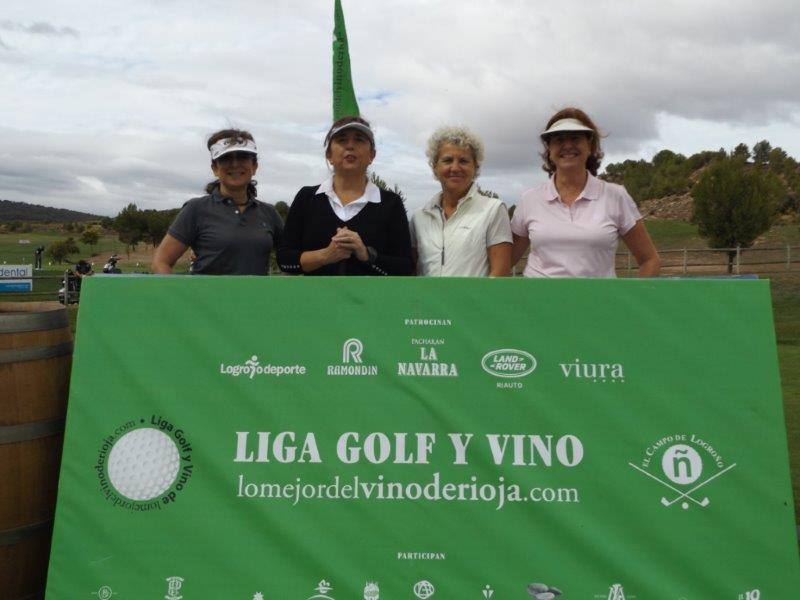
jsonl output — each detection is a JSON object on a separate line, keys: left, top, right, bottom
{"left": 0, "top": 302, "right": 73, "bottom": 600}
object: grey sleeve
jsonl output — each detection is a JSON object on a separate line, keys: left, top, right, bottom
{"left": 168, "top": 201, "right": 199, "bottom": 246}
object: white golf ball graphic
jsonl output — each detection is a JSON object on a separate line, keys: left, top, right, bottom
{"left": 107, "top": 428, "right": 180, "bottom": 501}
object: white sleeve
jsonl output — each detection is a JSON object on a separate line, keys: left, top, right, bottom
{"left": 486, "top": 201, "right": 513, "bottom": 247}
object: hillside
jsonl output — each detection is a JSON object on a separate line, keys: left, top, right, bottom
{"left": 0, "top": 199, "right": 102, "bottom": 222}
{"left": 601, "top": 140, "right": 800, "bottom": 218}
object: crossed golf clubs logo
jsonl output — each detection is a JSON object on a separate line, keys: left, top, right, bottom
{"left": 629, "top": 443, "right": 736, "bottom": 509}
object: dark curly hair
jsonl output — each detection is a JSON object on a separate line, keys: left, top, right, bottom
{"left": 540, "top": 108, "right": 604, "bottom": 176}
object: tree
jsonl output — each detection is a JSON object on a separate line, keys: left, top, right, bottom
{"left": 752, "top": 140, "right": 772, "bottom": 166}
{"left": 477, "top": 185, "right": 499, "bottom": 198}
{"left": 80, "top": 225, "right": 101, "bottom": 255}
{"left": 274, "top": 201, "right": 289, "bottom": 221}
{"left": 767, "top": 147, "right": 788, "bottom": 173}
{"left": 692, "top": 156, "right": 783, "bottom": 272}
{"left": 370, "top": 171, "right": 406, "bottom": 203}
{"left": 731, "top": 143, "right": 750, "bottom": 161}
{"left": 48, "top": 237, "right": 80, "bottom": 264}
{"left": 114, "top": 203, "right": 147, "bottom": 256}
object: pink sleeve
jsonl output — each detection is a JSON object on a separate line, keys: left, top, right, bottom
{"left": 616, "top": 187, "right": 642, "bottom": 235}
{"left": 510, "top": 196, "right": 529, "bottom": 237}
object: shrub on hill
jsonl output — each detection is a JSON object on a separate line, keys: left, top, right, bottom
{"left": 692, "top": 155, "right": 783, "bottom": 272}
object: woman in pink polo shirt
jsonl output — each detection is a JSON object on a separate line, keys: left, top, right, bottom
{"left": 510, "top": 108, "right": 660, "bottom": 277}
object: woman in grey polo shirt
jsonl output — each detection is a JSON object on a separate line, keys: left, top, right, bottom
{"left": 152, "top": 129, "right": 283, "bottom": 275}
{"left": 410, "top": 125, "right": 512, "bottom": 277}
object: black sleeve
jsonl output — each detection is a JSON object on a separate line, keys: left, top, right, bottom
{"left": 370, "top": 192, "right": 414, "bottom": 276}
{"left": 167, "top": 199, "right": 199, "bottom": 246}
{"left": 277, "top": 187, "right": 313, "bottom": 274}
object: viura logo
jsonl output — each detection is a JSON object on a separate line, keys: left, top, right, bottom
{"left": 482, "top": 349, "right": 536, "bottom": 389}
{"left": 559, "top": 358, "right": 624, "bottom": 383}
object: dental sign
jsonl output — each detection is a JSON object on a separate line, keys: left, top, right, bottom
{"left": 47, "top": 278, "right": 800, "bottom": 598}
{"left": 0, "top": 264, "right": 32, "bottom": 292}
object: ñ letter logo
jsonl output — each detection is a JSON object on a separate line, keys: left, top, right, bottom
{"left": 662, "top": 444, "right": 703, "bottom": 485}
{"left": 342, "top": 338, "right": 364, "bottom": 364}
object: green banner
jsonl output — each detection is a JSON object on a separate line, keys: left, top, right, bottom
{"left": 332, "top": 0, "right": 360, "bottom": 120}
{"left": 47, "top": 277, "right": 799, "bottom": 599}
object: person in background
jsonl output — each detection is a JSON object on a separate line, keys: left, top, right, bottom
{"left": 277, "top": 116, "right": 412, "bottom": 276}
{"left": 152, "top": 129, "right": 283, "bottom": 275}
{"left": 511, "top": 107, "right": 660, "bottom": 278}
{"left": 410, "top": 125, "right": 512, "bottom": 277}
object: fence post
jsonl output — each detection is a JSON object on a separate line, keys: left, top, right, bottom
{"left": 63, "top": 270, "right": 69, "bottom": 305}
{"left": 627, "top": 251, "right": 632, "bottom": 276}
{"left": 682, "top": 248, "right": 688, "bottom": 275}
{"left": 735, "top": 246, "right": 741, "bottom": 275}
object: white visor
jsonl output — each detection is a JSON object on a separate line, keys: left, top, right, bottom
{"left": 540, "top": 118, "right": 594, "bottom": 140}
{"left": 325, "top": 122, "right": 375, "bottom": 148}
{"left": 210, "top": 137, "right": 258, "bottom": 161}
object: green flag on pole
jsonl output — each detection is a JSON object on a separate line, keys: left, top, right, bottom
{"left": 332, "top": 0, "right": 360, "bottom": 120}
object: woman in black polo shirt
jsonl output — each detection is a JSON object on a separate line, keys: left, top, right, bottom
{"left": 152, "top": 129, "right": 283, "bottom": 275}
{"left": 277, "top": 116, "right": 412, "bottom": 276}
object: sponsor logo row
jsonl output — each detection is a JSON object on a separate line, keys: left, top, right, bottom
{"left": 93, "top": 577, "right": 763, "bottom": 599}
{"left": 219, "top": 339, "right": 625, "bottom": 385}
{"left": 91, "top": 577, "right": 666, "bottom": 599}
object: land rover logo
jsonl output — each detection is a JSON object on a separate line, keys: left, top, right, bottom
{"left": 481, "top": 349, "right": 537, "bottom": 378}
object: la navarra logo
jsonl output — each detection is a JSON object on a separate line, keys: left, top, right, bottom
{"left": 629, "top": 433, "right": 736, "bottom": 510}
{"left": 94, "top": 415, "right": 194, "bottom": 511}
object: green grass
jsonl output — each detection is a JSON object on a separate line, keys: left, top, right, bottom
{"left": 770, "top": 276, "right": 800, "bottom": 525}
{"left": 0, "top": 231, "right": 127, "bottom": 265}
{"left": 645, "top": 219, "right": 800, "bottom": 248}
{"left": 645, "top": 219, "right": 704, "bottom": 248}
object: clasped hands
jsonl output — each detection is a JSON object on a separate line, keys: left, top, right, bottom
{"left": 325, "top": 226, "right": 369, "bottom": 263}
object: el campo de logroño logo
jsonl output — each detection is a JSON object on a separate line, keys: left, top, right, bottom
{"left": 629, "top": 433, "right": 736, "bottom": 510}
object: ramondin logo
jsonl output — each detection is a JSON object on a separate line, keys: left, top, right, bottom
{"left": 327, "top": 338, "right": 378, "bottom": 376}
{"left": 629, "top": 434, "right": 736, "bottom": 510}
{"left": 219, "top": 354, "right": 307, "bottom": 378}
{"left": 481, "top": 349, "right": 536, "bottom": 378}
{"left": 342, "top": 338, "right": 363, "bottom": 363}
{"left": 95, "top": 416, "right": 194, "bottom": 512}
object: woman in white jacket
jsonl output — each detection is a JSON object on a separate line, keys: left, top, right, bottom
{"left": 410, "top": 126, "right": 512, "bottom": 277}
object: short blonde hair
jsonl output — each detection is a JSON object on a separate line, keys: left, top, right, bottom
{"left": 426, "top": 125, "right": 485, "bottom": 177}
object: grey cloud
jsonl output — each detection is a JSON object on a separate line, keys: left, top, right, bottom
{"left": 0, "top": 20, "right": 79, "bottom": 37}
{"left": 1, "top": 2, "right": 799, "bottom": 213}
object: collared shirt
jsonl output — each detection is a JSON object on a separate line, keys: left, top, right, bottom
{"left": 510, "top": 173, "right": 641, "bottom": 278}
{"left": 168, "top": 187, "right": 283, "bottom": 275}
{"left": 316, "top": 178, "right": 382, "bottom": 221}
{"left": 410, "top": 183, "right": 512, "bottom": 277}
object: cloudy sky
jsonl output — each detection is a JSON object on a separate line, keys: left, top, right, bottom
{"left": 1, "top": 0, "right": 798, "bottom": 216}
